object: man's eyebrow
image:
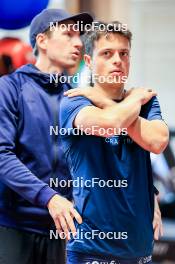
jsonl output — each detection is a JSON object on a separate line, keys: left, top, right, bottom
{"left": 119, "top": 48, "right": 130, "bottom": 51}
{"left": 98, "top": 47, "right": 130, "bottom": 53}
{"left": 98, "top": 47, "right": 114, "bottom": 53}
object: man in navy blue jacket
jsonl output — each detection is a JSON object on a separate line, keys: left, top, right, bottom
{"left": 0, "top": 9, "right": 93, "bottom": 264}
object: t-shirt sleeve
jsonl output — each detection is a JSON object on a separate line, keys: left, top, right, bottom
{"left": 140, "top": 96, "right": 163, "bottom": 121}
{"left": 59, "top": 95, "right": 93, "bottom": 133}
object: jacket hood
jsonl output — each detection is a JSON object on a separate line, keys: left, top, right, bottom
{"left": 16, "top": 64, "right": 69, "bottom": 92}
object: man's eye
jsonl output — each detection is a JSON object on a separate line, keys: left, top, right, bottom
{"left": 120, "top": 51, "right": 129, "bottom": 57}
{"left": 64, "top": 31, "right": 71, "bottom": 37}
{"left": 103, "top": 51, "right": 111, "bottom": 56}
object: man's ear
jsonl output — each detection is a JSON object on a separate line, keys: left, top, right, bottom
{"left": 84, "top": 54, "right": 92, "bottom": 70}
{"left": 36, "top": 33, "right": 48, "bottom": 53}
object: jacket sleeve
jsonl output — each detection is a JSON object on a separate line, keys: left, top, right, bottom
{"left": 0, "top": 76, "right": 57, "bottom": 208}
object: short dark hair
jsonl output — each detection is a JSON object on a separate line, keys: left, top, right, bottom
{"left": 82, "top": 21, "right": 132, "bottom": 56}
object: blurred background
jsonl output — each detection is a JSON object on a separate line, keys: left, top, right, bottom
{"left": 0, "top": 0, "right": 174, "bottom": 263}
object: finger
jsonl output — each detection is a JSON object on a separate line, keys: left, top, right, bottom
{"left": 156, "top": 207, "right": 161, "bottom": 215}
{"left": 147, "top": 88, "right": 156, "bottom": 93}
{"left": 154, "top": 225, "right": 159, "bottom": 240}
{"left": 65, "top": 88, "right": 83, "bottom": 96}
{"left": 70, "top": 208, "right": 82, "bottom": 224}
{"left": 151, "top": 92, "right": 157, "bottom": 96}
{"left": 153, "top": 213, "right": 159, "bottom": 229}
{"left": 64, "top": 89, "right": 79, "bottom": 95}
{"left": 54, "top": 218, "right": 62, "bottom": 234}
{"left": 160, "top": 220, "right": 164, "bottom": 237}
{"left": 67, "top": 92, "right": 83, "bottom": 97}
{"left": 153, "top": 219, "right": 156, "bottom": 230}
{"left": 149, "top": 90, "right": 157, "bottom": 96}
{"left": 64, "top": 91, "right": 73, "bottom": 95}
{"left": 64, "top": 212, "right": 77, "bottom": 238}
{"left": 59, "top": 215, "right": 69, "bottom": 239}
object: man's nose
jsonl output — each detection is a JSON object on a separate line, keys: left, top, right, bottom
{"left": 74, "top": 37, "right": 83, "bottom": 49}
{"left": 113, "top": 52, "right": 122, "bottom": 65}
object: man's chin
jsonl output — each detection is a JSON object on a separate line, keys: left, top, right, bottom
{"left": 98, "top": 81, "right": 124, "bottom": 89}
{"left": 105, "top": 78, "right": 124, "bottom": 85}
{"left": 107, "top": 75, "right": 127, "bottom": 85}
{"left": 65, "top": 60, "right": 79, "bottom": 68}
{"left": 106, "top": 83, "right": 124, "bottom": 89}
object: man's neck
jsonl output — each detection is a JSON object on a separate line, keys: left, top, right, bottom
{"left": 94, "top": 83, "right": 125, "bottom": 101}
{"left": 35, "top": 56, "right": 63, "bottom": 75}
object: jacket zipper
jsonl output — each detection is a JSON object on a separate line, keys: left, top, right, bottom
{"left": 52, "top": 94, "right": 60, "bottom": 177}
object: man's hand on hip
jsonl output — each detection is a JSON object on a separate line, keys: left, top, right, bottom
{"left": 47, "top": 194, "right": 82, "bottom": 240}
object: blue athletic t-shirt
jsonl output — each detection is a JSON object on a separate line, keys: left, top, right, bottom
{"left": 59, "top": 95, "right": 162, "bottom": 259}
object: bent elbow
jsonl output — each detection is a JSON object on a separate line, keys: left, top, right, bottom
{"left": 151, "top": 134, "right": 169, "bottom": 154}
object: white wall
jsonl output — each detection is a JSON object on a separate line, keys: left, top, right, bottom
{"left": 129, "top": 0, "right": 175, "bottom": 128}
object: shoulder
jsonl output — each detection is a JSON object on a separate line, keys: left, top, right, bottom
{"left": 59, "top": 95, "right": 93, "bottom": 127}
{"left": 0, "top": 70, "right": 24, "bottom": 94}
{"left": 0, "top": 72, "right": 22, "bottom": 104}
{"left": 141, "top": 96, "right": 162, "bottom": 120}
{"left": 60, "top": 95, "right": 92, "bottom": 111}
{"left": 141, "top": 96, "right": 160, "bottom": 113}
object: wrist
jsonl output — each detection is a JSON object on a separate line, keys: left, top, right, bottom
{"left": 129, "top": 93, "right": 144, "bottom": 105}
{"left": 127, "top": 116, "right": 140, "bottom": 133}
{"left": 102, "top": 98, "right": 116, "bottom": 109}
{"left": 47, "top": 193, "right": 59, "bottom": 209}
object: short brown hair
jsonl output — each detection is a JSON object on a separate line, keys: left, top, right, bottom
{"left": 82, "top": 21, "right": 132, "bottom": 57}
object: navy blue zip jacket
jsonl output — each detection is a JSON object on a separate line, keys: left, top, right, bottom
{"left": 0, "top": 64, "right": 72, "bottom": 234}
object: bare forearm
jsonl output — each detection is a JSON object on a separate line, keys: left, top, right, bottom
{"left": 74, "top": 89, "right": 157, "bottom": 137}
{"left": 127, "top": 117, "right": 169, "bottom": 153}
{"left": 103, "top": 95, "right": 142, "bottom": 129}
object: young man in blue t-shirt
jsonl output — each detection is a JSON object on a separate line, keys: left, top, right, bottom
{"left": 59, "top": 21, "right": 169, "bottom": 264}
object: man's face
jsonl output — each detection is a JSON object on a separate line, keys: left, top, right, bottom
{"left": 85, "top": 33, "right": 130, "bottom": 88}
{"left": 44, "top": 20, "right": 83, "bottom": 69}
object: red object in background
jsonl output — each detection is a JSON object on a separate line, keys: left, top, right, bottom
{"left": 0, "top": 37, "right": 35, "bottom": 70}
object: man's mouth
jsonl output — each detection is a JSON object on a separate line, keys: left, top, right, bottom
{"left": 109, "top": 69, "right": 124, "bottom": 76}
{"left": 71, "top": 51, "right": 80, "bottom": 59}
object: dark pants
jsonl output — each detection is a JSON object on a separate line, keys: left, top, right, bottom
{"left": 67, "top": 251, "right": 153, "bottom": 264}
{"left": 0, "top": 226, "right": 65, "bottom": 264}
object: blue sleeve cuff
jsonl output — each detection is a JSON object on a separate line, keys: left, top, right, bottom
{"left": 36, "top": 185, "right": 58, "bottom": 208}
